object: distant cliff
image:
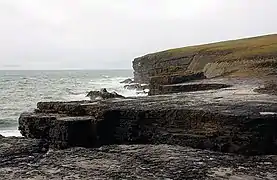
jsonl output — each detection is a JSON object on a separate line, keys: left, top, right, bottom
{"left": 133, "top": 34, "right": 277, "bottom": 83}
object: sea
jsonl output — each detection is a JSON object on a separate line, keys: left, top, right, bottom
{"left": 0, "top": 70, "right": 142, "bottom": 137}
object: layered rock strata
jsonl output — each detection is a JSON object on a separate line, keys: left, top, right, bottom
{"left": 133, "top": 34, "right": 277, "bottom": 84}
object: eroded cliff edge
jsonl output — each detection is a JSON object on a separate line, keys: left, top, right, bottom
{"left": 133, "top": 34, "right": 277, "bottom": 84}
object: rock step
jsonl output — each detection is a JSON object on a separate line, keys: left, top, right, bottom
{"left": 19, "top": 113, "right": 97, "bottom": 148}
{"left": 149, "top": 83, "right": 231, "bottom": 95}
{"left": 149, "top": 72, "right": 206, "bottom": 86}
{"left": 99, "top": 109, "right": 277, "bottom": 155}
{"left": 36, "top": 101, "right": 109, "bottom": 117}
{"left": 19, "top": 104, "right": 277, "bottom": 155}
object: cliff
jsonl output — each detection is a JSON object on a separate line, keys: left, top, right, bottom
{"left": 133, "top": 34, "right": 277, "bottom": 83}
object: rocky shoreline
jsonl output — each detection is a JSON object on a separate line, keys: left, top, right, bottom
{"left": 0, "top": 76, "right": 276, "bottom": 179}
{"left": 17, "top": 77, "right": 277, "bottom": 155}
{"left": 1, "top": 34, "right": 277, "bottom": 179}
{"left": 1, "top": 136, "right": 277, "bottom": 179}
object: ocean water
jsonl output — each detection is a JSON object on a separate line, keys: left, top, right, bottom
{"left": 0, "top": 70, "right": 140, "bottom": 137}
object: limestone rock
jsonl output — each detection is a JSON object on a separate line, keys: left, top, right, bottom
{"left": 86, "top": 88, "right": 124, "bottom": 100}
{"left": 254, "top": 80, "right": 277, "bottom": 95}
{"left": 0, "top": 136, "right": 47, "bottom": 168}
{"left": 0, "top": 138, "right": 277, "bottom": 180}
{"left": 120, "top": 78, "right": 134, "bottom": 84}
{"left": 19, "top": 113, "right": 97, "bottom": 148}
{"left": 18, "top": 78, "right": 277, "bottom": 155}
{"left": 149, "top": 83, "right": 231, "bottom": 95}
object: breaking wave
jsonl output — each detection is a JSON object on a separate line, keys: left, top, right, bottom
{"left": 0, "top": 70, "right": 145, "bottom": 137}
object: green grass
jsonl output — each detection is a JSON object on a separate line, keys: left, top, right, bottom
{"left": 146, "top": 34, "right": 277, "bottom": 62}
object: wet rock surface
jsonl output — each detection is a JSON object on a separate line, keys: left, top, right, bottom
{"left": 86, "top": 88, "right": 125, "bottom": 100}
{"left": 120, "top": 78, "right": 134, "bottom": 84}
{"left": 149, "top": 82, "right": 231, "bottom": 95}
{"left": 19, "top": 113, "right": 97, "bottom": 149}
{"left": 0, "top": 136, "right": 48, "bottom": 169}
{"left": 150, "top": 72, "right": 206, "bottom": 86}
{"left": 149, "top": 72, "right": 206, "bottom": 94}
{"left": 255, "top": 81, "right": 277, "bottom": 96}
{"left": 1, "top": 136, "right": 277, "bottom": 180}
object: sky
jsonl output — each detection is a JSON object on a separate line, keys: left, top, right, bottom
{"left": 0, "top": 0, "right": 276, "bottom": 70}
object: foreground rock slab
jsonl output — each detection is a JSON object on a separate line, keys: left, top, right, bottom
{"left": 0, "top": 135, "right": 47, "bottom": 168}
{"left": 0, "top": 136, "right": 277, "bottom": 179}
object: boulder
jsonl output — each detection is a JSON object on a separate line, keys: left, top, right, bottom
{"left": 120, "top": 78, "right": 134, "bottom": 84}
{"left": 86, "top": 88, "right": 125, "bottom": 100}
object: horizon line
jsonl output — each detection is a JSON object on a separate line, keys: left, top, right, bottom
{"left": 0, "top": 69, "right": 133, "bottom": 71}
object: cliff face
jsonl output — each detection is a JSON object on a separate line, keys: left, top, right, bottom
{"left": 133, "top": 34, "right": 277, "bottom": 83}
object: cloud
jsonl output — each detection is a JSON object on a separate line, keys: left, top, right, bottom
{"left": 0, "top": 0, "right": 276, "bottom": 69}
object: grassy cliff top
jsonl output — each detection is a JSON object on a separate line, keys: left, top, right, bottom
{"left": 142, "top": 34, "right": 277, "bottom": 62}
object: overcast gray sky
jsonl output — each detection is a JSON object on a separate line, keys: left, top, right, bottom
{"left": 0, "top": 0, "right": 276, "bottom": 70}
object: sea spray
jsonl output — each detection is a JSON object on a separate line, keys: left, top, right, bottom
{"left": 0, "top": 70, "right": 146, "bottom": 137}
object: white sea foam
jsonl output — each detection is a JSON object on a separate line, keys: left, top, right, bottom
{"left": 66, "top": 76, "right": 147, "bottom": 101}
{"left": 0, "top": 129, "right": 22, "bottom": 137}
{"left": 0, "top": 70, "right": 140, "bottom": 135}
{"left": 260, "top": 112, "right": 277, "bottom": 115}
{"left": 0, "top": 70, "right": 137, "bottom": 136}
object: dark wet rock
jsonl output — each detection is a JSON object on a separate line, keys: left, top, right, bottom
{"left": 149, "top": 83, "right": 231, "bottom": 95}
{"left": 19, "top": 113, "right": 97, "bottom": 149}
{"left": 18, "top": 78, "right": 277, "bottom": 155}
{"left": 124, "top": 83, "right": 141, "bottom": 90}
{"left": 150, "top": 72, "right": 206, "bottom": 86}
{"left": 0, "top": 136, "right": 48, "bottom": 167}
{"left": 136, "top": 91, "right": 149, "bottom": 95}
{"left": 149, "top": 72, "right": 206, "bottom": 95}
{"left": 254, "top": 80, "right": 277, "bottom": 96}
{"left": 101, "top": 88, "right": 108, "bottom": 92}
{"left": 120, "top": 78, "right": 134, "bottom": 84}
{"left": 1, "top": 139, "right": 277, "bottom": 180}
{"left": 86, "top": 88, "right": 125, "bottom": 100}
